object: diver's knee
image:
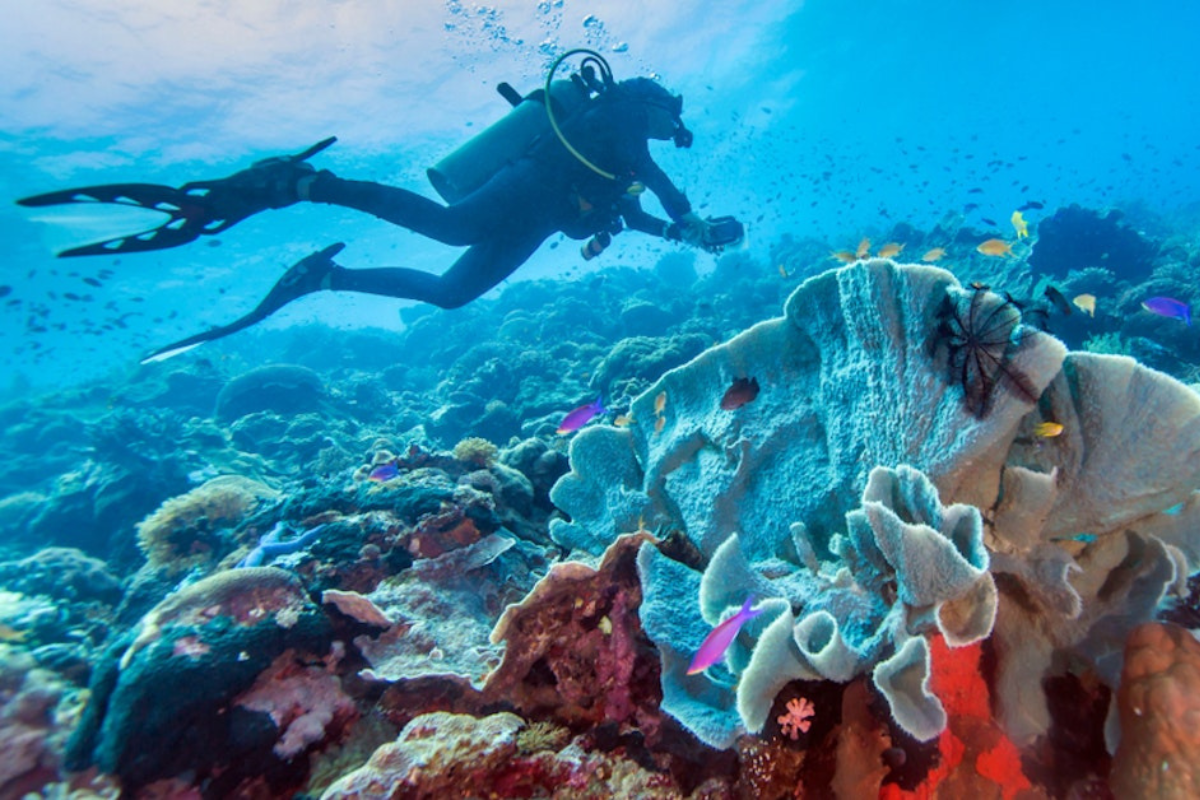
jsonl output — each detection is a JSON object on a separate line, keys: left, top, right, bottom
{"left": 433, "top": 293, "right": 473, "bottom": 310}
{"left": 430, "top": 283, "right": 482, "bottom": 309}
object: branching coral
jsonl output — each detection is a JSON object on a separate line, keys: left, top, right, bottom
{"left": 776, "top": 697, "right": 815, "bottom": 739}
{"left": 452, "top": 437, "right": 498, "bottom": 468}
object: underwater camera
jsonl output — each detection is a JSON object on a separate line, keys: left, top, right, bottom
{"left": 703, "top": 216, "right": 745, "bottom": 250}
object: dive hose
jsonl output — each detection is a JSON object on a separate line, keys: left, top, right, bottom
{"left": 544, "top": 49, "right": 618, "bottom": 181}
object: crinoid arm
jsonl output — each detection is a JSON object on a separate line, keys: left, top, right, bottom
{"left": 933, "top": 285, "right": 1040, "bottom": 418}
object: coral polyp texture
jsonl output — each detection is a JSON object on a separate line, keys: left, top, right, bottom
{"left": 135, "top": 475, "right": 279, "bottom": 572}
{"left": 550, "top": 258, "right": 1200, "bottom": 749}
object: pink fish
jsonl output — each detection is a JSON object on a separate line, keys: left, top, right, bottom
{"left": 368, "top": 462, "right": 399, "bottom": 482}
{"left": 687, "top": 596, "right": 762, "bottom": 675}
{"left": 1142, "top": 296, "right": 1191, "bottom": 325}
{"left": 556, "top": 394, "right": 606, "bottom": 435}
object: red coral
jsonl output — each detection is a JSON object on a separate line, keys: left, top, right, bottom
{"left": 881, "top": 635, "right": 1031, "bottom": 800}
{"left": 483, "top": 534, "right": 662, "bottom": 738}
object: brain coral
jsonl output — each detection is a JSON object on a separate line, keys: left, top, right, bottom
{"left": 214, "top": 364, "right": 325, "bottom": 422}
{"left": 1110, "top": 622, "right": 1200, "bottom": 797}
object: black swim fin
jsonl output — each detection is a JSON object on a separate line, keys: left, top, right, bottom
{"left": 18, "top": 137, "right": 337, "bottom": 257}
{"left": 139, "top": 242, "right": 346, "bottom": 364}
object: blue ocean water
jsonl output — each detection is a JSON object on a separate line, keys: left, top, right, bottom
{"left": 2, "top": 0, "right": 1197, "bottom": 391}
{"left": 3, "top": 1, "right": 1200, "bottom": 797}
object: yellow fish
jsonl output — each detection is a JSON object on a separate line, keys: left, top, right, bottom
{"left": 830, "top": 250, "right": 856, "bottom": 264}
{"left": 613, "top": 414, "right": 634, "bottom": 427}
{"left": 856, "top": 237, "right": 871, "bottom": 259}
{"left": 877, "top": 242, "right": 905, "bottom": 258}
{"left": 654, "top": 415, "right": 666, "bottom": 435}
{"left": 1034, "top": 421, "right": 1063, "bottom": 438}
{"left": 0, "top": 623, "right": 27, "bottom": 643}
{"left": 1072, "top": 293, "right": 1096, "bottom": 317}
{"left": 1011, "top": 210, "right": 1029, "bottom": 239}
{"left": 778, "top": 264, "right": 790, "bottom": 279}
{"left": 654, "top": 391, "right": 667, "bottom": 415}
{"left": 921, "top": 247, "right": 946, "bottom": 262}
{"left": 977, "top": 239, "right": 1013, "bottom": 257}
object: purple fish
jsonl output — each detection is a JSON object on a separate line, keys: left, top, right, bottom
{"left": 368, "top": 462, "right": 399, "bottom": 482}
{"left": 1142, "top": 296, "right": 1191, "bottom": 325}
{"left": 687, "top": 596, "right": 762, "bottom": 675}
{"left": 556, "top": 394, "right": 606, "bottom": 435}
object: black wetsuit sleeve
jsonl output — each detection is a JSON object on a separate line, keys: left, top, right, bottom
{"left": 632, "top": 148, "right": 691, "bottom": 222}
{"left": 618, "top": 195, "right": 670, "bottom": 237}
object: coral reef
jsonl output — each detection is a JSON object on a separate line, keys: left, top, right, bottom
{"left": 1109, "top": 622, "right": 1200, "bottom": 798}
{"left": 135, "top": 475, "right": 278, "bottom": 572}
{"left": 0, "top": 646, "right": 76, "bottom": 798}
{"left": 66, "top": 567, "right": 334, "bottom": 793}
{"left": 1028, "top": 204, "right": 1159, "bottom": 279}
{"left": 554, "top": 258, "right": 1200, "bottom": 755}
{"left": 8, "top": 222, "right": 1200, "bottom": 798}
{"left": 319, "top": 711, "right": 685, "bottom": 799}
{"left": 214, "top": 363, "right": 325, "bottom": 422}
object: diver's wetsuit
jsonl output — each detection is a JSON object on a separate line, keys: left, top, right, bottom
{"left": 305, "top": 92, "right": 692, "bottom": 309}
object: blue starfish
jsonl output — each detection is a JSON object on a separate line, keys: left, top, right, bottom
{"left": 237, "top": 522, "right": 325, "bottom": 568}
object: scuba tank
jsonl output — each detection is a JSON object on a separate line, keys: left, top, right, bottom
{"left": 427, "top": 79, "right": 591, "bottom": 204}
{"left": 427, "top": 49, "right": 616, "bottom": 204}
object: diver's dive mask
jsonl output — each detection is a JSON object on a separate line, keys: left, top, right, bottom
{"left": 660, "top": 92, "right": 692, "bottom": 148}
{"left": 673, "top": 121, "right": 693, "bottom": 149}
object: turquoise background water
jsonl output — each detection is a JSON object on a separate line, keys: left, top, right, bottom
{"left": 2, "top": 0, "right": 1197, "bottom": 391}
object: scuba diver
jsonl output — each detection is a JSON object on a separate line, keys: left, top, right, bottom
{"left": 18, "top": 50, "right": 744, "bottom": 363}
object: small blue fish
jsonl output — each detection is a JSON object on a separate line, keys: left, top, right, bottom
{"left": 687, "top": 596, "right": 762, "bottom": 675}
{"left": 556, "top": 394, "right": 606, "bottom": 435}
{"left": 1142, "top": 296, "right": 1191, "bottom": 325}
{"left": 1051, "top": 533, "right": 1097, "bottom": 544}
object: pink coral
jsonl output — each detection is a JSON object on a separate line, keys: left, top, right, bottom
{"left": 321, "top": 711, "right": 685, "bottom": 799}
{"left": 483, "top": 533, "right": 661, "bottom": 736}
{"left": 235, "top": 650, "right": 358, "bottom": 759}
{"left": 777, "top": 697, "right": 816, "bottom": 740}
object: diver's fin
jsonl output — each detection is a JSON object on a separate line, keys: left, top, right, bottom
{"left": 139, "top": 242, "right": 347, "bottom": 364}
{"left": 17, "top": 137, "right": 338, "bottom": 257}
{"left": 140, "top": 339, "right": 208, "bottom": 365}
{"left": 18, "top": 182, "right": 230, "bottom": 257}
{"left": 138, "top": 311, "right": 265, "bottom": 365}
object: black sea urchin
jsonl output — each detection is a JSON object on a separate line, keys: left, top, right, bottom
{"left": 932, "top": 285, "right": 1039, "bottom": 418}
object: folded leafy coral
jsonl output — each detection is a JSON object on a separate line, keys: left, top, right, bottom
{"left": 551, "top": 258, "right": 1200, "bottom": 749}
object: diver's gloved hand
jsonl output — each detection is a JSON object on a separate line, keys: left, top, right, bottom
{"left": 665, "top": 212, "right": 711, "bottom": 248}
{"left": 677, "top": 212, "right": 709, "bottom": 248}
